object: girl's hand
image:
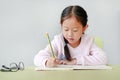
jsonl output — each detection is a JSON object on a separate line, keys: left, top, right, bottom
{"left": 45, "top": 57, "right": 59, "bottom": 67}
{"left": 59, "top": 58, "right": 77, "bottom": 65}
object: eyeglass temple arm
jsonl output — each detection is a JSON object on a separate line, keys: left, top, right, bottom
{"left": 2, "top": 65, "right": 10, "bottom": 69}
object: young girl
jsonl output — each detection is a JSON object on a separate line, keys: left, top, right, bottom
{"left": 34, "top": 5, "right": 108, "bottom": 67}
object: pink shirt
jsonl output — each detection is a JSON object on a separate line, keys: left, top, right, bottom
{"left": 34, "top": 33, "right": 108, "bottom": 66}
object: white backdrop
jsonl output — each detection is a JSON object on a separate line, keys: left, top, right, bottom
{"left": 0, "top": 0, "right": 120, "bottom": 66}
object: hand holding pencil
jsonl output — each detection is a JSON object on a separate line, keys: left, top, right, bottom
{"left": 45, "top": 57, "right": 58, "bottom": 67}
{"left": 45, "top": 32, "right": 58, "bottom": 67}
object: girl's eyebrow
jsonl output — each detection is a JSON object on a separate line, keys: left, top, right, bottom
{"left": 73, "top": 27, "right": 79, "bottom": 28}
{"left": 63, "top": 26, "right": 79, "bottom": 28}
{"left": 73, "top": 28, "right": 78, "bottom": 30}
{"left": 72, "top": 27, "right": 79, "bottom": 29}
{"left": 63, "top": 26, "right": 68, "bottom": 28}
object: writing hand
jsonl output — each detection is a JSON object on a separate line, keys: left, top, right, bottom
{"left": 59, "top": 58, "right": 77, "bottom": 65}
{"left": 45, "top": 57, "right": 59, "bottom": 67}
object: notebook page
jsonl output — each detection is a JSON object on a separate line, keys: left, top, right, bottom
{"left": 35, "top": 65, "right": 112, "bottom": 71}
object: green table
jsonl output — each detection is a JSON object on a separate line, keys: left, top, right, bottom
{"left": 0, "top": 65, "right": 120, "bottom": 80}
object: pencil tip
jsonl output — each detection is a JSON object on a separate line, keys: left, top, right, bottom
{"left": 46, "top": 32, "right": 48, "bottom": 34}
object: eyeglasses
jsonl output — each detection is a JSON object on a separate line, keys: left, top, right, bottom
{"left": 0, "top": 62, "right": 24, "bottom": 72}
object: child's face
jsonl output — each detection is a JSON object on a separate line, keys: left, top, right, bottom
{"left": 62, "top": 16, "right": 88, "bottom": 46}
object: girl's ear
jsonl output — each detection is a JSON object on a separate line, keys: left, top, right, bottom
{"left": 82, "top": 24, "right": 88, "bottom": 33}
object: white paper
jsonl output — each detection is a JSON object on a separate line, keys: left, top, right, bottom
{"left": 35, "top": 65, "right": 112, "bottom": 71}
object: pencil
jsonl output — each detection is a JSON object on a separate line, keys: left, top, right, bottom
{"left": 46, "top": 32, "right": 55, "bottom": 58}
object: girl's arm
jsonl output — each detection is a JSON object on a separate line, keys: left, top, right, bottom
{"left": 76, "top": 38, "right": 108, "bottom": 66}
{"left": 34, "top": 47, "right": 51, "bottom": 67}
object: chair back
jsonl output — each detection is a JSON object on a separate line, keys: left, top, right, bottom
{"left": 94, "top": 37, "right": 104, "bottom": 48}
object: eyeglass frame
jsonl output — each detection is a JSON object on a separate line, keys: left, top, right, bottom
{"left": 0, "top": 61, "right": 24, "bottom": 72}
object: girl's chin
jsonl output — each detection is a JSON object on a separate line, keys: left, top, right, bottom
{"left": 67, "top": 40, "right": 75, "bottom": 44}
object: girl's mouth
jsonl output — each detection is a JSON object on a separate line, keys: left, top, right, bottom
{"left": 67, "top": 38, "right": 74, "bottom": 41}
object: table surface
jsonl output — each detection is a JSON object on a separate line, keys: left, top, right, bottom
{"left": 0, "top": 65, "right": 120, "bottom": 80}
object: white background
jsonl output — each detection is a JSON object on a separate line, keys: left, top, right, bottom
{"left": 0, "top": 0, "right": 120, "bottom": 66}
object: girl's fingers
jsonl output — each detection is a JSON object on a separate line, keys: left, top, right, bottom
{"left": 59, "top": 60, "right": 67, "bottom": 64}
{"left": 58, "top": 60, "right": 63, "bottom": 64}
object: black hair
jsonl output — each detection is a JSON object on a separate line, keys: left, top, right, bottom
{"left": 61, "top": 5, "right": 88, "bottom": 61}
{"left": 64, "top": 37, "right": 71, "bottom": 61}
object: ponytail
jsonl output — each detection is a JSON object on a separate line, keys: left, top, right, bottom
{"left": 64, "top": 38, "right": 71, "bottom": 61}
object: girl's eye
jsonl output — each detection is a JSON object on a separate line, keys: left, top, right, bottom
{"left": 73, "top": 29, "right": 78, "bottom": 32}
{"left": 64, "top": 29, "right": 69, "bottom": 31}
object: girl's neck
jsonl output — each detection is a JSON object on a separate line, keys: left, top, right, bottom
{"left": 69, "top": 39, "right": 81, "bottom": 48}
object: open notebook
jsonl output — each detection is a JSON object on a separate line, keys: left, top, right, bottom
{"left": 35, "top": 65, "right": 112, "bottom": 71}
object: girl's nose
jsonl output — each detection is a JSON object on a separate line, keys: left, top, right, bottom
{"left": 68, "top": 31, "right": 72, "bottom": 37}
